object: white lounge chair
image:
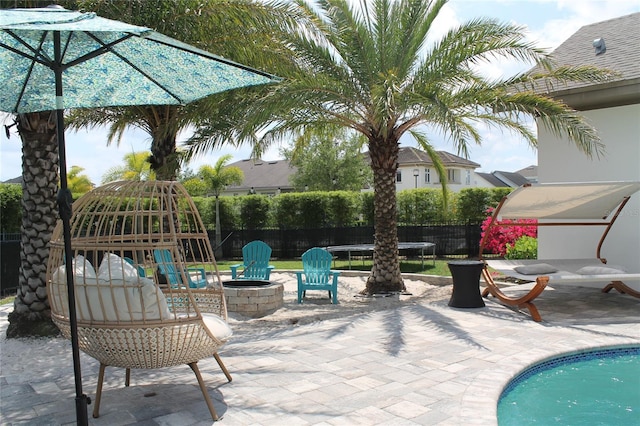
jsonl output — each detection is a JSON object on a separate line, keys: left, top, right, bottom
{"left": 479, "top": 181, "right": 640, "bottom": 322}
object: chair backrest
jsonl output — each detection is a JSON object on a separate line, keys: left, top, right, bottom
{"left": 241, "top": 241, "right": 272, "bottom": 279}
{"left": 124, "top": 256, "right": 146, "bottom": 277}
{"left": 301, "top": 247, "right": 333, "bottom": 284}
{"left": 153, "top": 249, "right": 183, "bottom": 285}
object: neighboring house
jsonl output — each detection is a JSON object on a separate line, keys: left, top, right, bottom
{"left": 222, "top": 146, "right": 530, "bottom": 195}
{"left": 222, "top": 159, "right": 296, "bottom": 196}
{"left": 2, "top": 177, "right": 22, "bottom": 184}
{"left": 531, "top": 13, "right": 640, "bottom": 272}
{"left": 475, "top": 169, "right": 532, "bottom": 188}
{"left": 389, "top": 147, "right": 481, "bottom": 192}
{"left": 516, "top": 165, "right": 538, "bottom": 183}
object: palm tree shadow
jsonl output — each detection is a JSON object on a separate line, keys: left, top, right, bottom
{"left": 319, "top": 300, "right": 489, "bottom": 355}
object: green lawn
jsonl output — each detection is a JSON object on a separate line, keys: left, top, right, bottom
{"left": 214, "top": 258, "right": 453, "bottom": 276}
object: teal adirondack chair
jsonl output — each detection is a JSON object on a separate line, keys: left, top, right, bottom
{"left": 230, "top": 241, "right": 275, "bottom": 280}
{"left": 124, "top": 256, "right": 146, "bottom": 277}
{"left": 153, "top": 249, "right": 208, "bottom": 288}
{"left": 296, "top": 247, "right": 340, "bottom": 304}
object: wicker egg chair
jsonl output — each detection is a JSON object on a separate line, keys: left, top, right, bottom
{"left": 46, "top": 180, "right": 232, "bottom": 421}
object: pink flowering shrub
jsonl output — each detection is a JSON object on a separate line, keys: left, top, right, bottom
{"left": 480, "top": 208, "right": 537, "bottom": 256}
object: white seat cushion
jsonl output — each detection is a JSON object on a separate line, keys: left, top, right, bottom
{"left": 202, "top": 313, "right": 233, "bottom": 341}
{"left": 52, "top": 254, "right": 172, "bottom": 322}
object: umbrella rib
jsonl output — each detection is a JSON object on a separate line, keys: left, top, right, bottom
{"left": 80, "top": 31, "right": 185, "bottom": 104}
{"left": 0, "top": 29, "right": 53, "bottom": 65}
{"left": 63, "top": 32, "right": 136, "bottom": 68}
{"left": 148, "top": 33, "right": 281, "bottom": 81}
{"left": 0, "top": 30, "right": 53, "bottom": 112}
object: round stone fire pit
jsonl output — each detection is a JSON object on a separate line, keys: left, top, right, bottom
{"left": 222, "top": 280, "right": 284, "bottom": 318}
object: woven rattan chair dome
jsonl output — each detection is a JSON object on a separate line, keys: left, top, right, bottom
{"left": 46, "top": 180, "right": 232, "bottom": 421}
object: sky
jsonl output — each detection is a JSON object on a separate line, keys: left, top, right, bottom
{"left": 1, "top": 0, "right": 639, "bottom": 184}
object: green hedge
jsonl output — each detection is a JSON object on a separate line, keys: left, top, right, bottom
{"left": 0, "top": 184, "right": 514, "bottom": 233}
{"left": 0, "top": 184, "right": 22, "bottom": 233}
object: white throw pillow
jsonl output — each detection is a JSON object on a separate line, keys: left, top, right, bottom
{"left": 575, "top": 265, "right": 626, "bottom": 275}
{"left": 98, "top": 253, "right": 139, "bottom": 281}
{"left": 514, "top": 263, "right": 558, "bottom": 275}
{"left": 51, "top": 254, "right": 97, "bottom": 284}
{"left": 202, "top": 313, "right": 233, "bottom": 341}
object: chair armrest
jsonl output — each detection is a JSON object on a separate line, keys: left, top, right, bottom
{"left": 229, "top": 264, "right": 241, "bottom": 279}
{"left": 265, "top": 265, "right": 275, "bottom": 280}
{"left": 186, "top": 267, "right": 206, "bottom": 280}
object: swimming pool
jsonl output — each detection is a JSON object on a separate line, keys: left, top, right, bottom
{"left": 498, "top": 346, "right": 640, "bottom": 425}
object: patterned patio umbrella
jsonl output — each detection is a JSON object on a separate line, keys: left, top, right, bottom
{"left": 0, "top": 6, "right": 280, "bottom": 424}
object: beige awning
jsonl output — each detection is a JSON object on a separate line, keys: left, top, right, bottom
{"left": 497, "top": 181, "right": 640, "bottom": 220}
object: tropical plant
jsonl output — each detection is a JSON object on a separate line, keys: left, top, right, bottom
{"left": 66, "top": 165, "right": 94, "bottom": 195}
{"left": 101, "top": 151, "right": 155, "bottom": 183}
{"left": 198, "top": 156, "right": 244, "bottom": 256}
{"left": 186, "top": 0, "right": 612, "bottom": 294}
{"left": 62, "top": 0, "right": 300, "bottom": 180}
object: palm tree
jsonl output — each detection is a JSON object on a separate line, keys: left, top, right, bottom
{"left": 186, "top": 0, "right": 613, "bottom": 294}
{"left": 198, "top": 156, "right": 244, "bottom": 257}
{"left": 102, "top": 151, "right": 155, "bottom": 183}
{"left": 6, "top": 112, "right": 60, "bottom": 337}
{"left": 63, "top": 0, "right": 301, "bottom": 180}
{"left": 67, "top": 166, "right": 94, "bottom": 195}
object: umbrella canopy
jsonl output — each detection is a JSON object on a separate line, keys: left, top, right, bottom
{"left": 0, "top": 7, "right": 279, "bottom": 112}
{"left": 0, "top": 6, "right": 280, "bottom": 425}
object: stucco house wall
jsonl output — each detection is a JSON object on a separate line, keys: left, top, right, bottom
{"left": 534, "top": 13, "right": 640, "bottom": 275}
{"left": 537, "top": 104, "right": 640, "bottom": 271}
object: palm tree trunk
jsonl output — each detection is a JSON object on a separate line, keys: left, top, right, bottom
{"left": 363, "top": 138, "right": 405, "bottom": 294}
{"left": 148, "top": 106, "right": 181, "bottom": 181}
{"left": 149, "top": 133, "right": 179, "bottom": 181}
{"left": 7, "top": 112, "right": 60, "bottom": 338}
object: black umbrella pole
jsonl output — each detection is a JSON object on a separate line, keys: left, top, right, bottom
{"left": 57, "top": 188, "right": 90, "bottom": 425}
{"left": 55, "top": 105, "right": 90, "bottom": 425}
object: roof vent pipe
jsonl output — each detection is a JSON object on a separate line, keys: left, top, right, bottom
{"left": 593, "top": 38, "right": 606, "bottom": 55}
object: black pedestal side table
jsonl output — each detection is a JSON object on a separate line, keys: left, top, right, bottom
{"left": 447, "top": 260, "right": 485, "bottom": 308}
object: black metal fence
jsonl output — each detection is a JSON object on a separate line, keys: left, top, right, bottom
{"left": 215, "top": 222, "right": 482, "bottom": 259}
{"left": 1, "top": 233, "right": 21, "bottom": 296}
{"left": 0, "top": 224, "right": 481, "bottom": 295}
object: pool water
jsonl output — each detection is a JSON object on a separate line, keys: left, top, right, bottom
{"left": 498, "top": 346, "right": 640, "bottom": 425}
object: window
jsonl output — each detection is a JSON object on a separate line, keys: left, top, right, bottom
{"left": 396, "top": 171, "right": 402, "bottom": 182}
{"left": 425, "top": 168, "right": 431, "bottom": 184}
{"left": 447, "top": 169, "right": 458, "bottom": 184}
{"left": 465, "top": 170, "right": 471, "bottom": 185}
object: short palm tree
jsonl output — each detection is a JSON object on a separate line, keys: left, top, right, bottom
{"left": 187, "top": 0, "right": 613, "bottom": 294}
{"left": 67, "top": 166, "right": 94, "bottom": 194}
{"left": 198, "top": 156, "right": 244, "bottom": 257}
{"left": 102, "top": 151, "right": 155, "bottom": 183}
